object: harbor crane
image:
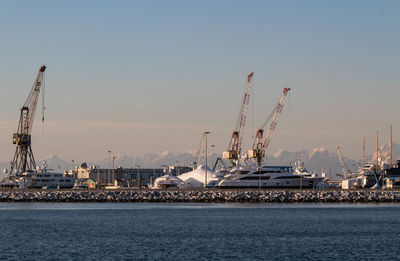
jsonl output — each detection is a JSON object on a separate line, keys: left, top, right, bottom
{"left": 10, "top": 65, "right": 46, "bottom": 176}
{"left": 248, "top": 88, "right": 291, "bottom": 165}
{"left": 194, "top": 132, "right": 206, "bottom": 168}
{"left": 335, "top": 146, "right": 352, "bottom": 179}
{"left": 223, "top": 72, "right": 254, "bottom": 166}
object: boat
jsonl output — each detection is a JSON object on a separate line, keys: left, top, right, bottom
{"left": 151, "top": 174, "right": 182, "bottom": 189}
{"left": 16, "top": 170, "right": 75, "bottom": 189}
{"left": 216, "top": 164, "right": 323, "bottom": 189}
{"left": 150, "top": 166, "right": 183, "bottom": 189}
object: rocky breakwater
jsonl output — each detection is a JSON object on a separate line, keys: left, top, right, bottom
{"left": 1, "top": 190, "right": 400, "bottom": 203}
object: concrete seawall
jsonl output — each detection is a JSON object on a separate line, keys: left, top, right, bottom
{"left": 1, "top": 189, "right": 400, "bottom": 203}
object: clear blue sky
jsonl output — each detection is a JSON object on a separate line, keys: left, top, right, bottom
{"left": 0, "top": 0, "right": 399, "bottom": 162}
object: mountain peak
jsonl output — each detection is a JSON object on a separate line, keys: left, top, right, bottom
{"left": 159, "top": 150, "right": 171, "bottom": 158}
{"left": 273, "top": 149, "right": 284, "bottom": 158}
{"left": 310, "top": 147, "right": 327, "bottom": 157}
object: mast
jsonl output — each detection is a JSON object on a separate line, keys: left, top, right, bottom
{"left": 376, "top": 131, "right": 379, "bottom": 171}
{"left": 390, "top": 125, "right": 393, "bottom": 168}
{"left": 362, "top": 137, "right": 365, "bottom": 169}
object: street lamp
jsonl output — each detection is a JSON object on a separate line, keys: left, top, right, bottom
{"left": 108, "top": 150, "right": 111, "bottom": 184}
{"left": 203, "top": 131, "right": 210, "bottom": 188}
{"left": 112, "top": 155, "right": 117, "bottom": 184}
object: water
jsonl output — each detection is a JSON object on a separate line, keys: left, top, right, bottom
{"left": 0, "top": 203, "right": 400, "bottom": 260}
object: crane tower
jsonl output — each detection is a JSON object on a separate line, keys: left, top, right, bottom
{"left": 10, "top": 65, "right": 46, "bottom": 176}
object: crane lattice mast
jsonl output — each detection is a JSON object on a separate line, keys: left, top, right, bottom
{"left": 10, "top": 65, "right": 46, "bottom": 176}
{"left": 248, "top": 87, "right": 290, "bottom": 165}
{"left": 223, "top": 72, "right": 254, "bottom": 166}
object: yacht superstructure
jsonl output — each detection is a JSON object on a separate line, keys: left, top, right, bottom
{"left": 217, "top": 165, "right": 323, "bottom": 189}
{"left": 17, "top": 170, "right": 75, "bottom": 189}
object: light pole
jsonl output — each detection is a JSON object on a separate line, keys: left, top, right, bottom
{"left": 108, "top": 150, "right": 111, "bottom": 184}
{"left": 204, "top": 131, "right": 210, "bottom": 188}
{"left": 112, "top": 156, "right": 116, "bottom": 185}
{"left": 71, "top": 160, "right": 75, "bottom": 179}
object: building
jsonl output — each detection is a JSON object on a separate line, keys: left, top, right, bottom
{"left": 72, "top": 163, "right": 192, "bottom": 188}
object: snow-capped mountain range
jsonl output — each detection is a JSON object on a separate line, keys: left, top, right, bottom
{"left": 1, "top": 143, "right": 399, "bottom": 179}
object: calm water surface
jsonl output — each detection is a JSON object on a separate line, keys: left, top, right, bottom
{"left": 0, "top": 203, "right": 399, "bottom": 260}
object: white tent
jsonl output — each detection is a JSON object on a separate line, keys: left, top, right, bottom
{"left": 178, "top": 165, "right": 219, "bottom": 188}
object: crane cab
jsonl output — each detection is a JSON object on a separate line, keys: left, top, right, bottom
{"left": 12, "top": 133, "right": 31, "bottom": 146}
{"left": 223, "top": 150, "right": 238, "bottom": 160}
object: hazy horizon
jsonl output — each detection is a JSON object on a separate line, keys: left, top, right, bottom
{"left": 1, "top": 1, "right": 399, "bottom": 163}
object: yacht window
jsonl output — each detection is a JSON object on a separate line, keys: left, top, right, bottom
{"left": 235, "top": 171, "right": 250, "bottom": 174}
{"left": 276, "top": 176, "right": 300, "bottom": 179}
{"left": 255, "top": 170, "right": 282, "bottom": 174}
{"left": 240, "top": 176, "right": 270, "bottom": 180}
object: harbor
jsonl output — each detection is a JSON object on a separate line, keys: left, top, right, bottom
{"left": 2, "top": 2, "right": 400, "bottom": 260}
{"left": 1, "top": 65, "right": 400, "bottom": 193}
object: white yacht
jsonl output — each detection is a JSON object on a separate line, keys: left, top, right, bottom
{"left": 150, "top": 166, "right": 183, "bottom": 189}
{"left": 217, "top": 165, "right": 323, "bottom": 189}
{"left": 151, "top": 174, "right": 182, "bottom": 189}
{"left": 17, "top": 170, "right": 75, "bottom": 189}
{"left": 0, "top": 171, "right": 75, "bottom": 189}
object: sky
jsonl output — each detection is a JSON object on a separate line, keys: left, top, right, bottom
{"left": 0, "top": 0, "right": 399, "bottom": 163}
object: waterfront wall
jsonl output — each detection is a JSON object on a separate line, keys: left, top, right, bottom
{"left": 1, "top": 190, "right": 400, "bottom": 203}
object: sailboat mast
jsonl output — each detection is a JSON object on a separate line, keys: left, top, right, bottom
{"left": 376, "top": 131, "right": 379, "bottom": 171}
{"left": 363, "top": 137, "right": 365, "bottom": 169}
{"left": 390, "top": 125, "right": 393, "bottom": 168}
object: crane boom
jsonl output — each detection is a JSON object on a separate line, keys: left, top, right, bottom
{"left": 236, "top": 72, "right": 254, "bottom": 155}
{"left": 23, "top": 65, "right": 46, "bottom": 135}
{"left": 10, "top": 65, "right": 46, "bottom": 175}
{"left": 336, "top": 146, "right": 350, "bottom": 179}
{"left": 195, "top": 133, "right": 206, "bottom": 167}
{"left": 223, "top": 72, "right": 254, "bottom": 165}
{"left": 248, "top": 87, "right": 290, "bottom": 165}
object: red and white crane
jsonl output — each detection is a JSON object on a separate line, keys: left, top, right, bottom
{"left": 248, "top": 87, "right": 290, "bottom": 165}
{"left": 223, "top": 72, "right": 254, "bottom": 165}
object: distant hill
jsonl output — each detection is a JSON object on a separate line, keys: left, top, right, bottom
{"left": 2, "top": 143, "right": 399, "bottom": 180}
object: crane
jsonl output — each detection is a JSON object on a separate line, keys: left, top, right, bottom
{"left": 335, "top": 146, "right": 351, "bottom": 179}
{"left": 194, "top": 133, "right": 206, "bottom": 168}
{"left": 10, "top": 65, "right": 46, "bottom": 176}
{"left": 223, "top": 72, "right": 254, "bottom": 166}
{"left": 248, "top": 88, "right": 291, "bottom": 165}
